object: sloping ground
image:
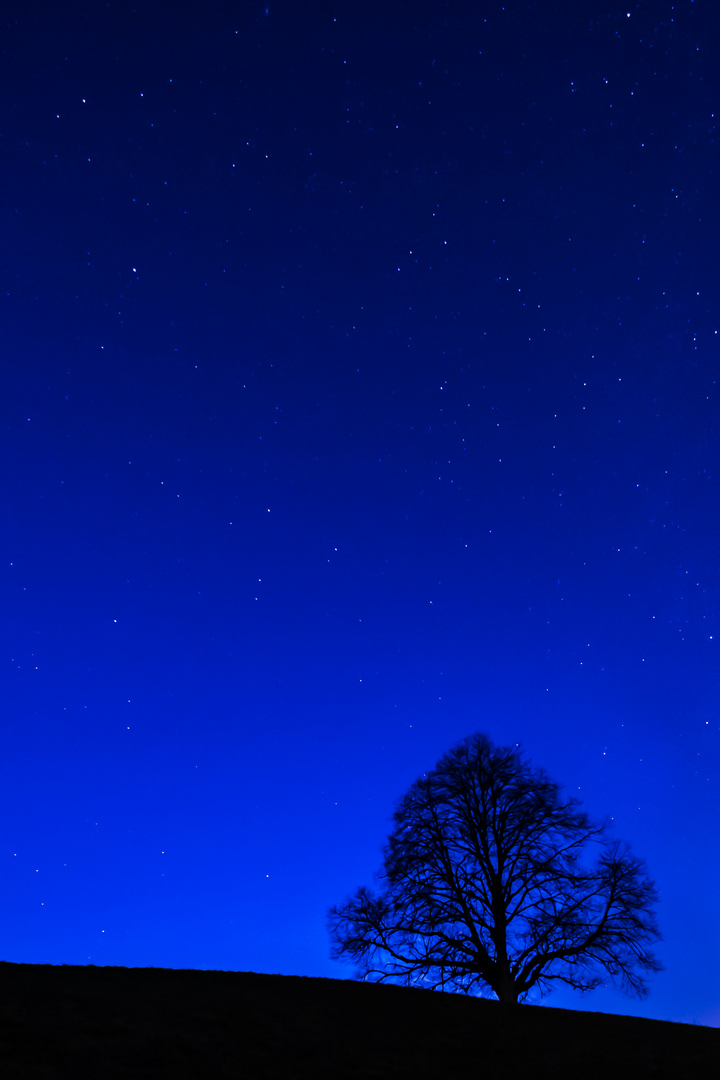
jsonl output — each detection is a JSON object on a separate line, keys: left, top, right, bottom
{"left": 0, "top": 962, "right": 717, "bottom": 1079}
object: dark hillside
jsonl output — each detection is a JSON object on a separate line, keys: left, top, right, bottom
{"left": 0, "top": 962, "right": 716, "bottom": 1079}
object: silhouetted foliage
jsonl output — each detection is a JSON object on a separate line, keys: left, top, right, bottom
{"left": 329, "top": 733, "right": 662, "bottom": 1004}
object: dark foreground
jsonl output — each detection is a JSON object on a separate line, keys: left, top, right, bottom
{"left": 0, "top": 962, "right": 717, "bottom": 1079}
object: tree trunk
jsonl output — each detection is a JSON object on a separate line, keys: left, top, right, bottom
{"left": 496, "top": 973, "right": 519, "bottom": 1003}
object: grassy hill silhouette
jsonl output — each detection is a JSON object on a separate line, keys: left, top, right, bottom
{"left": 1, "top": 961, "right": 717, "bottom": 1078}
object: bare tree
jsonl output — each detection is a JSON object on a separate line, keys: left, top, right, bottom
{"left": 329, "top": 733, "right": 662, "bottom": 1004}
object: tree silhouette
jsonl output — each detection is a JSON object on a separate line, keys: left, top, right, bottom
{"left": 329, "top": 733, "right": 662, "bottom": 1004}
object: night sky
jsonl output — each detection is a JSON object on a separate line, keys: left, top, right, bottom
{"left": 2, "top": 0, "right": 719, "bottom": 1027}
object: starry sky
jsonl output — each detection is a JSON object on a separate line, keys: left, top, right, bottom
{"left": 2, "top": 0, "right": 719, "bottom": 1026}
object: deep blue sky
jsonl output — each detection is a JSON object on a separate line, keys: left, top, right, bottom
{"left": 2, "top": 0, "right": 719, "bottom": 1025}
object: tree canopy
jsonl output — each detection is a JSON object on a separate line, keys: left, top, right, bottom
{"left": 329, "top": 733, "right": 662, "bottom": 1003}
